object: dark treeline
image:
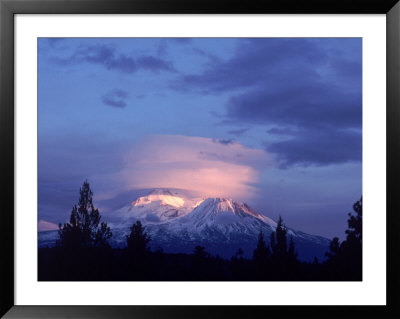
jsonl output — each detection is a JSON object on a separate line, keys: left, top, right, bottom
{"left": 38, "top": 181, "right": 362, "bottom": 281}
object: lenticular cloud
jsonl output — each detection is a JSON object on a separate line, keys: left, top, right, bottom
{"left": 117, "top": 135, "right": 270, "bottom": 201}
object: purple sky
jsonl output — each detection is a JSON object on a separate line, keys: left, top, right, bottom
{"left": 38, "top": 38, "right": 362, "bottom": 239}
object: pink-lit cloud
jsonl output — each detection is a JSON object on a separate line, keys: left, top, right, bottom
{"left": 113, "top": 135, "right": 270, "bottom": 201}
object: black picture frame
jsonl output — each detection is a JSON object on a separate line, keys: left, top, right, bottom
{"left": 1, "top": 0, "right": 399, "bottom": 318}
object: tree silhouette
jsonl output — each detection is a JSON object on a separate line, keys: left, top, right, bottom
{"left": 270, "top": 216, "right": 289, "bottom": 260}
{"left": 325, "top": 237, "right": 341, "bottom": 259}
{"left": 252, "top": 231, "right": 271, "bottom": 279}
{"left": 126, "top": 220, "right": 151, "bottom": 257}
{"left": 324, "top": 198, "right": 362, "bottom": 280}
{"left": 342, "top": 197, "right": 362, "bottom": 279}
{"left": 253, "top": 231, "right": 270, "bottom": 263}
{"left": 274, "top": 216, "right": 288, "bottom": 258}
{"left": 125, "top": 220, "right": 151, "bottom": 279}
{"left": 58, "top": 180, "right": 111, "bottom": 249}
{"left": 344, "top": 197, "right": 362, "bottom": 248}
{"left": 192, "top": 245, "right": 210, "bottom": 280}
{"left": 268, "top": 216, "right": 300, "bottom": 279}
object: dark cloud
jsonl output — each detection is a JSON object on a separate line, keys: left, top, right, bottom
{"left": 226, "top": 84, "right": 361, "bottom": 130}
{"left": 173, "top": 38, "right": 336, "bottom": 93}
{"left": 102, "top": 90, "right": 128, "bottom": 108}
{"left": 52, "top": 44, "right": 175, "bottom": 74}
{"left": 172, "top": 38, "right": 362, "bottom": 167}
{"left": 267, "top": 129, "right": 362, "bottom": 168}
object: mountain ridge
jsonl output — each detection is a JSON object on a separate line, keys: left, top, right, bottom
{"left": 38, "top": 188, "right": 331, "bottom": 261}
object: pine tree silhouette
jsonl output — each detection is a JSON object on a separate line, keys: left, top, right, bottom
{"left": 125, "top": 220, "right": 151, "bottom": 279}
{"left": 58, "top": 180, "right": 111, "bottom": 249}
{"left": 126, "top": 220, "right": 151, "bottom": 256}
{"left": 269, "top": 216, "right": 299, "bottom": 279}
{"left": 325, "top": 237, "right": 341, "bottom": 259}
{"left": 275, "top": 216, "right": 288, "bottom": 258}
{"left": 253, "top": 231, "right": 270, "bottom": 263}
{"left": 324, "top": 198, "right": 362, "bottom": 280}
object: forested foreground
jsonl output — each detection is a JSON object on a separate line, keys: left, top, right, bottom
{"left": 38, "top": 181, "right": 362, "bottom": 281}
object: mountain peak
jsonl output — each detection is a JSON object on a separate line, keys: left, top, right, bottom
{"left": 133, "top": 190, "right": 185, "bottom": 209}
{"left": 116, "top": 190, "right": 276, "bottom": 229}
{"left": 192, "top": 197, "right": 255, "bottom": 219}
{"left": 187, "top": 197, "right": 277, "bottom": 228}
{"left": 202, "top": 197, "right": 235, "bottom": 211}
{"left": 39, "top": 188, "right": 331, "bottom": 261}
{"left": 212, "top": 197, "right": 233, "bottom": 202}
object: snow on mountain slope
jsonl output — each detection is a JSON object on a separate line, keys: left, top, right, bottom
{"left": 38, "top": 188, "right": 331, "bottom": 261}
{"left": 160, "top": 197, "right": 277, "bottom": 240}
{"left": 184, "top": 197, "right": 276, "bottom": 227}
{"left": 111, "top": 188, "right": 204, "bottom": 225}
{"left": 110, "top": 191, "right": 329, "bottom": 260}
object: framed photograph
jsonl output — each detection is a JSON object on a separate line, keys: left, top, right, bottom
{"left": 1, "top": 0, "right": 399, "bottom": 318}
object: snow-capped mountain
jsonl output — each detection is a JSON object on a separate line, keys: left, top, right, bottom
{"left": 182, "top": 197, "right": 276, "bottom": 230}
{"left": 111, "top": 188, "right": 204, "bottom": 224}
{"left": 39, "top": 188, "right": 331, "bottom": 261}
